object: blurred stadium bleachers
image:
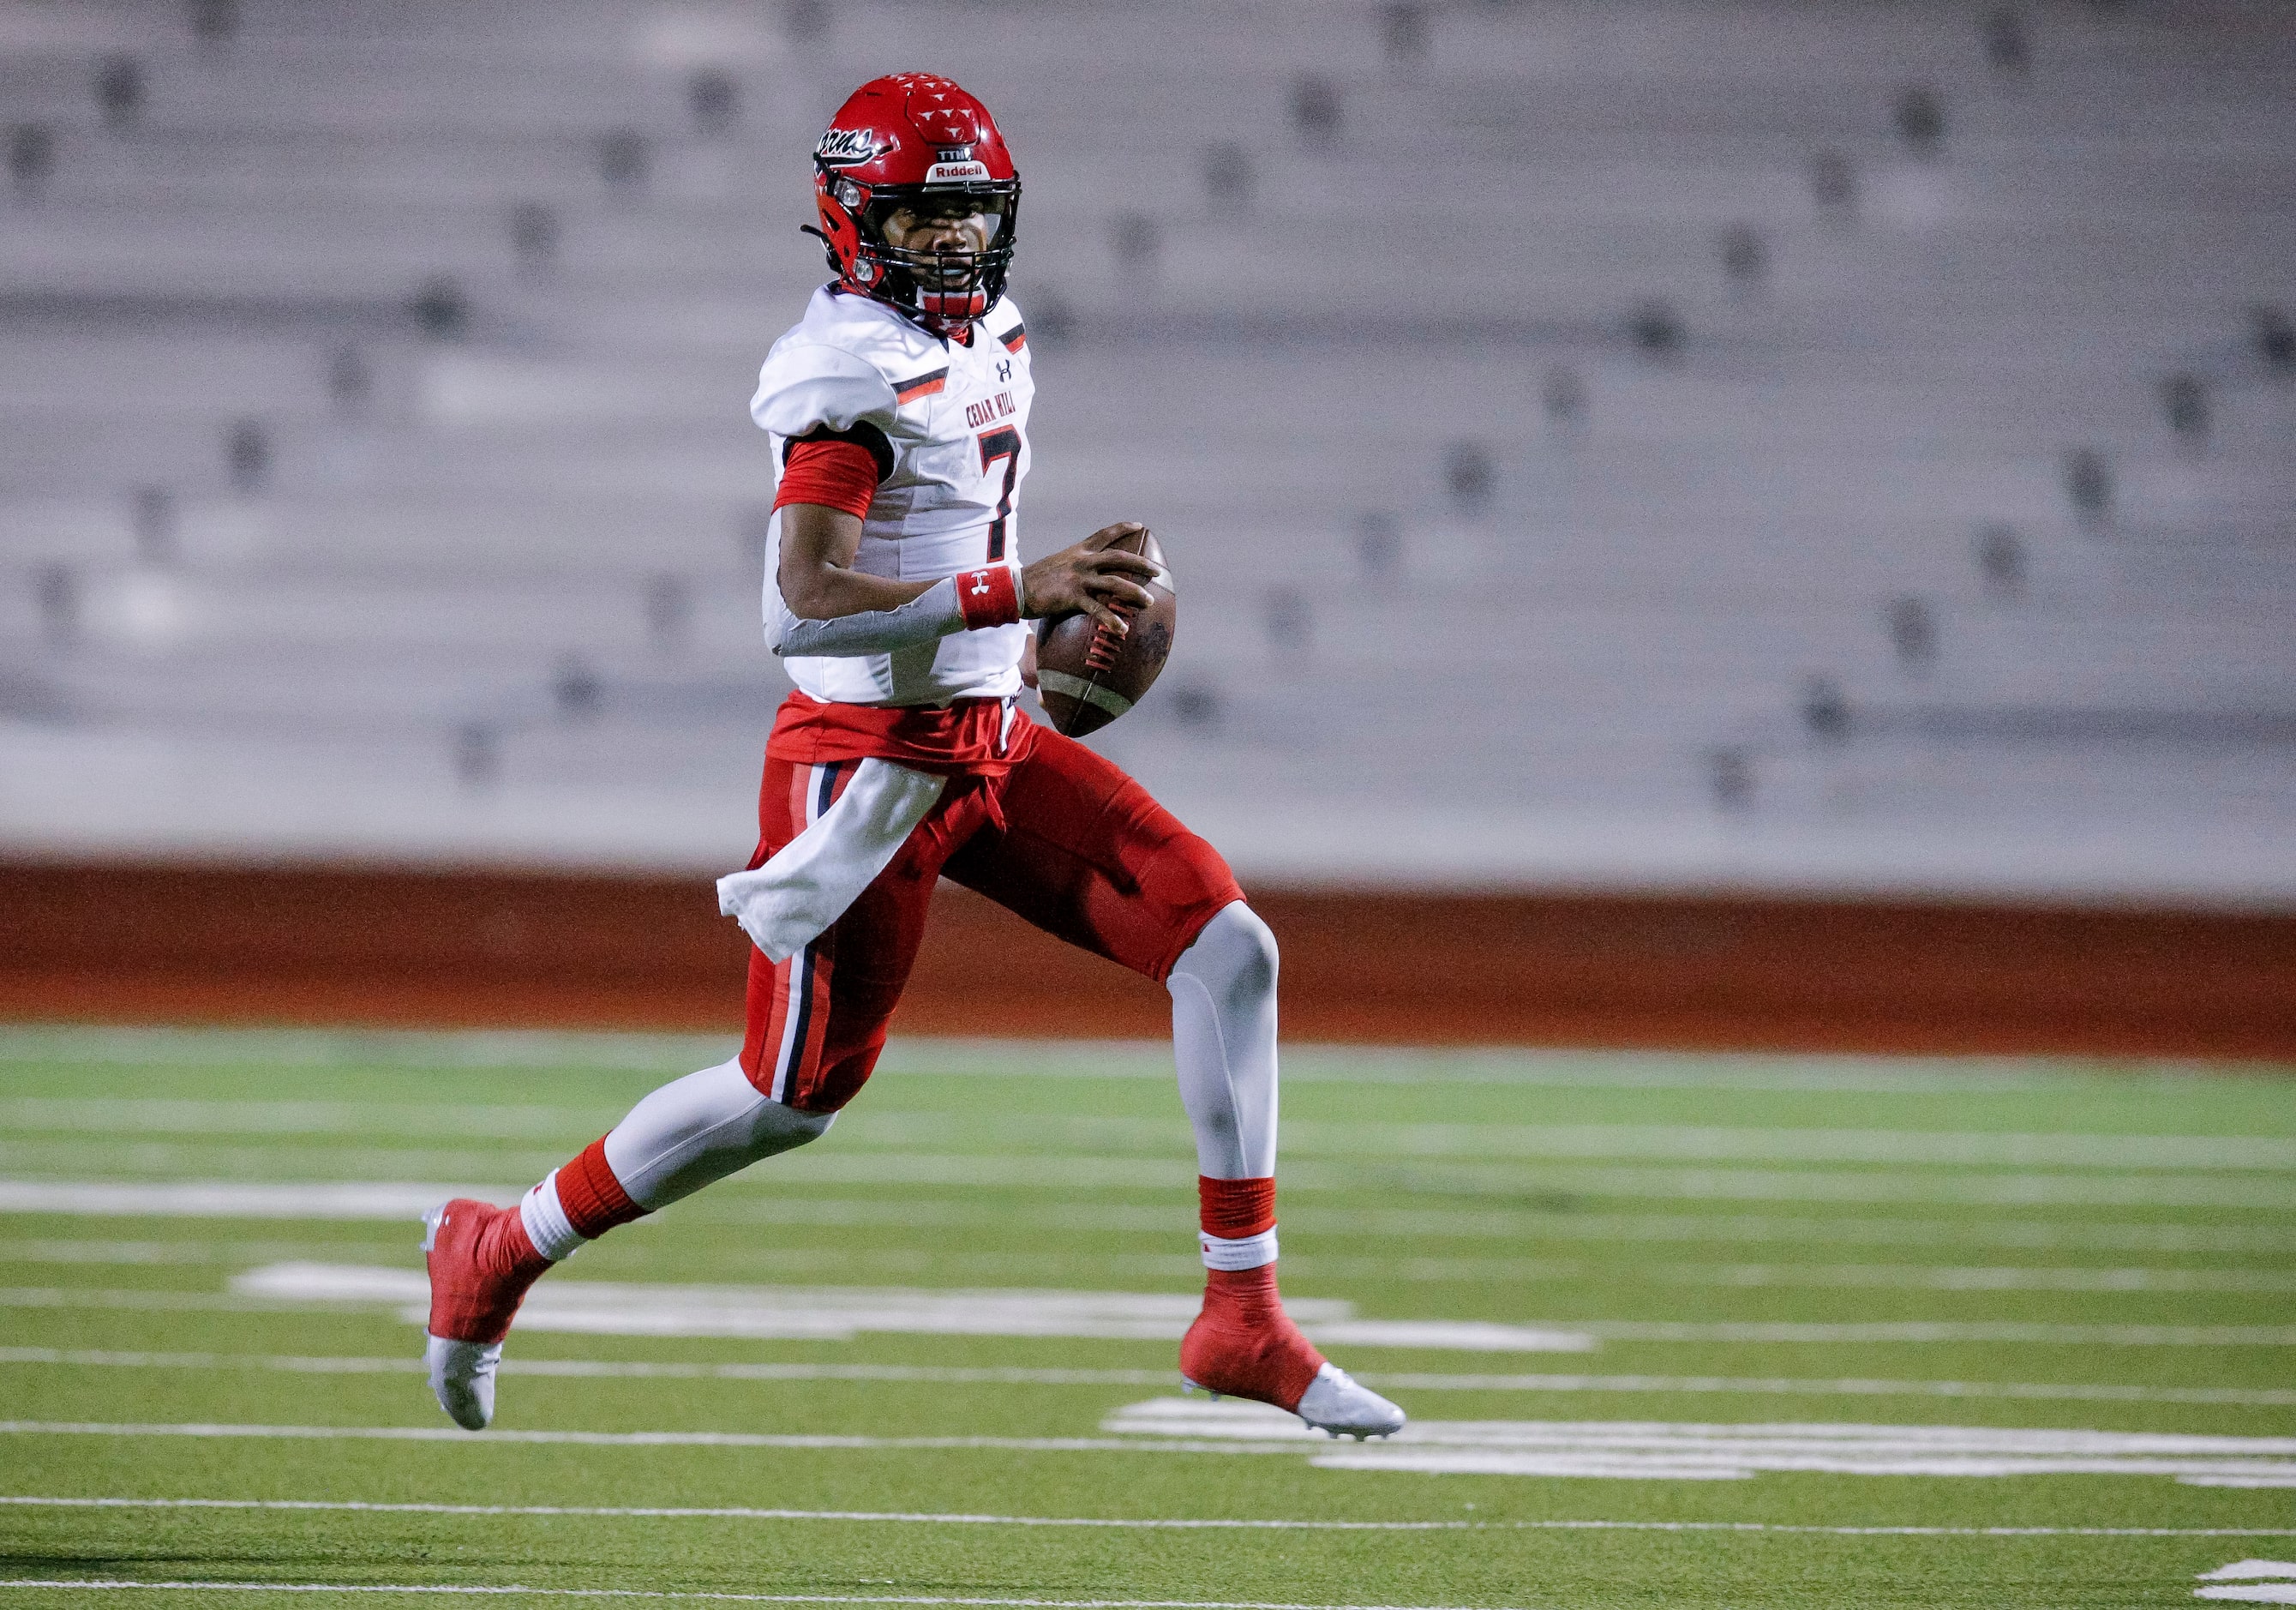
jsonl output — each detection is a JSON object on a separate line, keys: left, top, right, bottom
{"left": 3, "top": 0, "right": 2292, "bottom": 900}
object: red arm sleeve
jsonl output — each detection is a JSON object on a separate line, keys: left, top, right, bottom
{"left": 773, "top": 437, "right": 881, "bottom": 520}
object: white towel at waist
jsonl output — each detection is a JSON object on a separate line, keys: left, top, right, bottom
{"left": 715, "top": 758, "right": 948, "bottom": 962}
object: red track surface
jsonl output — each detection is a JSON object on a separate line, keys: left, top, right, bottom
{"left": 3, "top": 859, "right": 2293, "bottom": 1058}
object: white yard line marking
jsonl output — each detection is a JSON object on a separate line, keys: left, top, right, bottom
{"left": 9, "top": 1348, "right": 2292, "bottom": 1407}
{"left": 831, "top": 1110, "right": 2296, "bottom": 1172}
{"left": 0, "top": 1579, "right": 1512, "bottom": 1609}
{"left": 1571, "top": 1319, "right": 2296, "bottom": 1345}
{"left": 1298, "top": 1164, "right": 2296, "bottom": 1211}
{"left": 15, "top": 1229, "right": 2296, "bottom": 1301}
{"left": 0, "top": 1415, "right": 1294, "bottom": 1460}
{"left": 2199, "top": 1565, "right": 2296, "bottom": 1582}
{"left": 1694, "top": 1265, "right": 2296, "bottom": 1294}
{"left": 5, "top": 1024, "right": 2211, "bottom": 1091}
{"left": 667, "top": 1200, "right": 2296, "bottom": 1256}
{"left": 2199, "top": 1563, "right": 2296, "bottom": 1599}
{"left": 226, "top": 1264, "right": 1598, "bottom": 1352}
{"left": 0, "top": 1182, "right": 518, "bottom": 1219}
{"left": 9, "top": 1235, "right": 2296, "bottom": 1296}
{"left": 2, "top": 1503, "right": 2295, "bottom": 1540}
{"left": 1306, "top": 1260, "right": 2296, "bottom": 1294}
{"left": 16, "top": 1101, "right": 2284, "bottom": 1170}
{"left": 18, "top": 1241, "right": 2296, "bottom": 1302}
{"left": 0, "top": 1289, "right": 321, "bottom": 1315}
{"left": 1302, "top": 1209, "right": 2296, "bottom": 1256}
{"left": 0, "top": 1102, "right": 595, "bottom": 1140}
{"left": 1315, "top": 1448, "right": 2296, "bottom": 1485}
{"left": 4, "top": 1241, "right": 411, "bottom": 1266}
{"left": 7, "top": 1165, "right": 2292, "bottom": 1210}
{"left": 0, "top": 1497, "right": 1476, "bottom": 1531}
{"left": 15, "top": 1409, "right": 2296, "bottom": 1487}
{"left": 10, "top": 1191, "right": 2294, "bottom": 1258}
{"left": 1106, "top": 1399, "right": 2296, "bottom": 1486}
{"left": 227, "top": 1262, "right": 1329, "bottom": 1337}
{"left": 234, "top": 1264, "right": 2296, "bottom": 1350}
{"left": 0, "top": 1027, "right": 736, "bottom": 1073}
{"left": 0, "top": 1421, "right": 1301, "bottom": 1456}
{"left": 1260, "top": 1050, "right": 2275, "bottom": 1096}
{"left": 1362, "top": 1370, "right": 2296, "bottom": 1407}
{"left": 6, "top": 1241, "right": 255, "bottom": 1266}
{"left": 14, "top": 1271, "right": 2296, "bottom": 1350}
{"left": 0, "top": 1349, "right": 1133, "bottom": 1386}
{"left": 1277, "top": 1121, "right": 2296, "bottom": 1172}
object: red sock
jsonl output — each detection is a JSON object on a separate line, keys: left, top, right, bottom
{"left": 1182, "top": 1175, "right": 1322, "bottom": 1410}
{"left": 555, "top": 1138, "right": 648, "bottom": 1239}
{"left": 1198, "top": 1175, "right": 1276, "bottom": 1240}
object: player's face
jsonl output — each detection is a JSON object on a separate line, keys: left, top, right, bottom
{"left": 879, "top": 197, "right": 1003, "bottom": 284}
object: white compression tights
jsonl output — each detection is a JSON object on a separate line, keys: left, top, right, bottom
{"left": 585, "top": 900, "right": 1276, "bottom": 1215}
{"left": 1166, "top": 900, "right": 1280, "bottom": 1180}
{"left": 599, "top": 1057, "right": 835, "bottom": 1211}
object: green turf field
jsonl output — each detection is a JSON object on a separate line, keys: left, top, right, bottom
{"left": 1, "top": 1028, "right": 2292, "bottom": 1610}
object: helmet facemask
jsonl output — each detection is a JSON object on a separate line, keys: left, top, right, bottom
{"left": 817, "top": 171, "right": 1020, "bottom": 333}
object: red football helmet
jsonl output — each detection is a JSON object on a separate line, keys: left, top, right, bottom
{"left": 807, "top": 73, "right": 1021, "bottom": 333}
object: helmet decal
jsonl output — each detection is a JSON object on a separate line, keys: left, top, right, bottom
{"left": 804, "top": 73, "right": 1021, "bottom": 335}
{"left": 815, "top": 128, "right": 884, "bottom": 166}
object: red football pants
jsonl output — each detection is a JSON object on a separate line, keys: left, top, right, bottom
{"left": 738, "top": 713, "right": 1244, "bottom": 1112}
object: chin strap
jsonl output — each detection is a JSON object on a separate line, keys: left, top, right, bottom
{"left": 807, "top": 255, "right": 986, "bottom": 339}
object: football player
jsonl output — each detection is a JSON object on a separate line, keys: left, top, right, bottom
{"left": 421, "top": 73, "right": 1404, "bottom": 1443}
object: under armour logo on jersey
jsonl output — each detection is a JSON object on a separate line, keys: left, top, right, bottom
{"left": 970, "top": 575, "right": 992, "bottom": 595}
{"left": 996, "top": 359, "right": 1012, "bottom": 381}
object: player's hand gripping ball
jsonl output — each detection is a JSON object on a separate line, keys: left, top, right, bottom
{"left": 1034, "top": 525, "right": 1176, "bottom": 737}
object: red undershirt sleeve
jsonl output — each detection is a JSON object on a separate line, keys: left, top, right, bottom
{"left": 773, "top": 436, "right": 882, "bottom": 520}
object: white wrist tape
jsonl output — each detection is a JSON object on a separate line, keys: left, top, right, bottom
{"left": 1200, "top": 1227, "right": 1279, "bottom": 1271}
{"left": 775, "top": 575, "right": 963, "bottom": 658}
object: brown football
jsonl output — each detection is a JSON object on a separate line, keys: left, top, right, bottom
{"left": 1034, "top": 528, "right": 1176, "bottom": 737}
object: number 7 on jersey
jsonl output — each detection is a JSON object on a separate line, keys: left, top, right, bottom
{"left": 978, "top": 425, "right": 1022, "bottom": 562}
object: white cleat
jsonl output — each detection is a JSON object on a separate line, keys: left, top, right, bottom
{"left": 424, "top": 1333, "right": 501, "bottom": 1431}
{"left": 1294, "top": 1362, "right": 1406, "bottom": 1440}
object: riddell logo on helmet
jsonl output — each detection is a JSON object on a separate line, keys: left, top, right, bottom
{"left": 816, "top": 128, "right": 882, "bottom": 165}
{"left": 925, "top": 159, "right": 991, "bottom": 184}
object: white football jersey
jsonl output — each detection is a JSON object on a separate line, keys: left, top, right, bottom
{"left": 751, "top": 284, "right": 1034, "bottom": 706}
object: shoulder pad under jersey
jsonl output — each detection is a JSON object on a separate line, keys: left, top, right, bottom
{"left": 982, "top": 293, "right": 1028, "bottom": 356}
{"left": 749, "top": 288, "right": 933, "bottom": 439}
